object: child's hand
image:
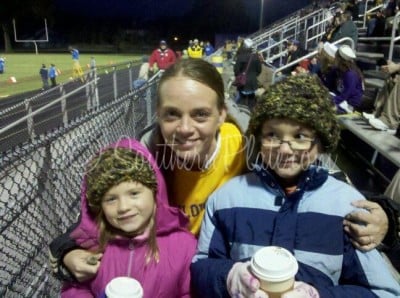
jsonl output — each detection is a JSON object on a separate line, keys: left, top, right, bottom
{"left": 63, "top": 249, "right": 103, "bottom": 282}
{"left": 281, "top": 281, "right": 319, "bottom": 298}
{"left": 227, "top": 261, "right": 268, "bottom": 298}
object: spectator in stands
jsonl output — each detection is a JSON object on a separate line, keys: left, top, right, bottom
{"left": 49, "top": 64, "right": 57, "bottom": 87}
{"left": 365, "top": 60, "right": 400, "bottom": 129}
{"left": 0, "top": 57, "right": 5, "bottom": 74}
{"left": 132, "top": 56, "right": 149, "bottom": 89}
{"left": 191, "top": 75, "right": 400, "bottom": 298}
{"left": 347, "top": 0, "right": 361, "bottom": 20}
{"left": 321, "top": 11, "right": 342, "bottom": 43}
{"left": 282, "top": 39, "right": 309, "bottom": 75}
{"left": 367, "top": 8, "right": 387, "bottom": 37}
{"left": 39, "top": 64, "right": 49, "bottom": 90}
{"left": 234, "top": 38, "right": 262, "bottom": 109}
{"left": 255, "top": 54, "right": 274, "bottom": 99}
{"left": 49, "top": 58, "right": 247, "bottom": 282}
{"left": 187, "top": 38, "right": 203, "bottom": 58}
{"left": 204, "top": 41, "right": 215, "bottom": 57}
{"left": 315, "top": 42, "right": 339, "bottom": 91}
{"left": 149, "top": 40, "right": 176, "bottom": 73}
{"left": 331, "top": 45, "right": 364, "bottom": 113}
{"left": 60, "top": 139, "right": 196, "bottom": 297}
{"left": 330, "top": 10, "right": 358, "bottom": 47}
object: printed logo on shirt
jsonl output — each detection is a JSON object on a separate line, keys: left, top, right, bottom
{"left": 178, "top": 203, "right": 206, "bottom": 218}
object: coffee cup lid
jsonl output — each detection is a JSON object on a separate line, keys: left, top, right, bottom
{"left": 105, "top": 276, "right": 143, "bottom": 298}
{"left": 251, "top": 246, "right": 298, "bottom": 282}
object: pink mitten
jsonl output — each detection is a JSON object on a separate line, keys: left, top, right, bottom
{"left": 227, "top": 261, "right": 268, "bottom": 298}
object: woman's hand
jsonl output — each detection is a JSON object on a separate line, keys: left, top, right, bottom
{"left": 63, "top": 249, "right": 103, "bottom": 282}
{"left": 343, "top": 200, "right": 388, "bottom": 251}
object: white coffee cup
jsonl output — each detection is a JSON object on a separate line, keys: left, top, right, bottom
{"left": 250, "top": 246, "right": 298, "bottom": 298}
{"left": 105, "top": 276, "right": 144, "bottom": 298}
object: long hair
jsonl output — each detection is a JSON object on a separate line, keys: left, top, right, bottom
{"left": 335, "top": 52, "right": 364, "bottom": 83}
{"left": 85, "top": 148, "right": 160, "bottom": 263}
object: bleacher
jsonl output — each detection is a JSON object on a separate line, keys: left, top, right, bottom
{"left": 1, "top": 0, "right": 399, "bottom": 296}
{"left": 222, "top": 1, "right": 400, "bottom": 189}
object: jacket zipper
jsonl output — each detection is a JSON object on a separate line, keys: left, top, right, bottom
{"left": 127, "top": 240, "right": 134, "bottom": 277}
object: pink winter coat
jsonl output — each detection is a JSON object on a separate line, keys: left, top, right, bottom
{"left": 61, "top": 138, "right": 197, "bottom": 298}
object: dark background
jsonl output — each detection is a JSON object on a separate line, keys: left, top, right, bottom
{"left": 1, "top": 0, "right": 310, "bottom": 52}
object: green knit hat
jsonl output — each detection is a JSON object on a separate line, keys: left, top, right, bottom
{"left": 246, "top": 74, "right": 340, "bottom": 153}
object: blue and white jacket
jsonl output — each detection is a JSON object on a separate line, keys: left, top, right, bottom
{"left": 191, "top": 165, "right": 400, "bottom": 298}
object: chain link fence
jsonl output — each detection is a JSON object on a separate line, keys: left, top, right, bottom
{"left": 0, "top": 75, "right": 159, "bottom": 297}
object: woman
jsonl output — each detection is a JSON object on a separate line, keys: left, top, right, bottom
{"left": 142, "top": 58, "right": 246, "bottom": 235}
{"left": 332, "top": 45, "right": 364, "bottom": 113}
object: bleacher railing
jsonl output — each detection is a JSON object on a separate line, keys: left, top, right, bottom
{"left": 358, "top": 11, "right": 400, "bottom": 61}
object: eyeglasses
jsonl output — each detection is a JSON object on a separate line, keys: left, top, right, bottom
{"left": 261, "top": 136, "right": 317, "bottom": 151}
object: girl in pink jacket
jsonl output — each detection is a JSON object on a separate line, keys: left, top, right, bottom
{"left": 61, "top": 138, "right": 197, "bottom": 297}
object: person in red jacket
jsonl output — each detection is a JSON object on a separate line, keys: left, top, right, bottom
{"left": 149, "top": 40, "right": 176, "bottom": 72}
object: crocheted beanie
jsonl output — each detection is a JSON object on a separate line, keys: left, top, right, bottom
{"left": 246, "top": 74, "right": 340, "bottom": 153}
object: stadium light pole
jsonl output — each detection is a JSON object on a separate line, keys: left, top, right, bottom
{"left": 259, "top": 0, "right": 264, "bottom": 30}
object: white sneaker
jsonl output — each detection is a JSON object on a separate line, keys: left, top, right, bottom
{"left": 338, "top": 100, "right": 354, "bottom": 113}
{"left": 362, "top": 112, "right": 375, "bottom": 120}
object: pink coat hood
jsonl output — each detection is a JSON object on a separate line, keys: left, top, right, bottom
{"left": 63, "top": 139, "right": 196, "bottom": 298}
{"left": 70, "top": 138, "right": 189, "bottom": 248}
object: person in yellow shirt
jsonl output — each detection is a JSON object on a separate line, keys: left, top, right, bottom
{"left": 187, "top": 38, "right": 203, "bottom": 58}
{"left": 49, "top": 59, "right": 248, "bottom": 282}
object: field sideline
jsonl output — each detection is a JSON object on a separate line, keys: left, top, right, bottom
{"left": 0, "top": 53, "right": 141, "bottom": 98}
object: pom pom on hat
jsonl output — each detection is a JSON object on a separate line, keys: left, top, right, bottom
{"left": 243, "top": 38, "right": 254, "bottom": 48}
{"left": 323, "top": 42, "right": 338, "bottom": 58}
{"left": 338, "top": 45, "right": 356, "bottom": 60}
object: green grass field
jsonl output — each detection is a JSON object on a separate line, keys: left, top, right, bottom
{"left": 0, "top": 53, "right": 141, "bottom": 98}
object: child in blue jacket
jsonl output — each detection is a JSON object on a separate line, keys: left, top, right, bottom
{"left": 191, "top": 75, "right": 400, "bottom": 298}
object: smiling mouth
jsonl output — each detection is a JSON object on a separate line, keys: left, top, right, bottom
{"left": 118, "top": 214, "right": 137, "bottom": 221}
{"left": 276, "top": 160, "right": 298, "bottom": 167}
{"left": 174, "top": 139, "right": 199, "bottom": 147}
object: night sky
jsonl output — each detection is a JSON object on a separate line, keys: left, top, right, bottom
{"left": 52, "top": 0, "right": 309, "bottom": 32}
{"left": 54, "top": 0, "right": 196, "bottom": 20}
{"left": 9, "top": 0, "right": 310, "bottom": 49}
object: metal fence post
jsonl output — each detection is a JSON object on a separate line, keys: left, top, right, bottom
{"left": 128, "top": 63, "right": 133, "bottom": 92}
{"left": 25, "top": 98, "right": 35, "bottom": 140}
{"left": 60, "top": 85, "right": 68, "bottom": 126}
{"left": 113, "top": 66, "right": 118, "bottom": 100}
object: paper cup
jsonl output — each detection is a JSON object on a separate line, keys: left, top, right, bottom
{"left": 250, "top": 246, "right": 298, "bottom": 298}
{"left": 105, "top": 276, "right": 143, "bottom": 298}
